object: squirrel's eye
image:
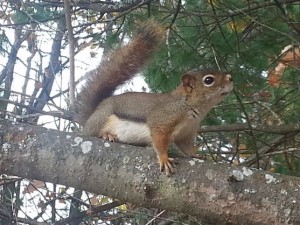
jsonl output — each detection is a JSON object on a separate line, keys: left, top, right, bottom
{"left": 203, "top": 75, "right": 215, "bottom": 87}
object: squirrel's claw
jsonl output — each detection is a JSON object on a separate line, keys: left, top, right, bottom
{"left": 159, "top": 157, "right": 175, "bottom": 176}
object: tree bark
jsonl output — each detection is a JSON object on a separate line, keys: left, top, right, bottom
{"left": 0, "top": 118, "right": 300, "bottom": 225}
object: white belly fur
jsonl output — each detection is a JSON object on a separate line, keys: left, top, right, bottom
{"left": 102, "top": 114, "right": 152, "bottom": 145}
{"left": 102, "top": 112, "right": 199, "bottom": 146}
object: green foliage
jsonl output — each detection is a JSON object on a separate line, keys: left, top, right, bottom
{"left": 11, "top": 5, "right": 62, "bottom": 24}
{"left": 143, "top": 0, "right": 298, "bottom": 94}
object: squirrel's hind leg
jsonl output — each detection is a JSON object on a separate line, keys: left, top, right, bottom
{"left": 101, "top": 132, "right": 118, "bottom": 142}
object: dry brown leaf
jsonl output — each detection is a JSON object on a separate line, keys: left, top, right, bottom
{"left": 268, "top": 45, "right": 300, "bottom": 88}
{"left": 280, "top": 45, "right": 300, "bottom": 69}
{"left": 268, "top": 62, "right": 286, "bottom": 88}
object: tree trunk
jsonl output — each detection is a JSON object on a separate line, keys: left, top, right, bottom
{"left": 0, "top": 119, "right": 300, "bottom": 225}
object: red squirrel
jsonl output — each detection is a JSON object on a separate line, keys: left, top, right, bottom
{"left": 77, "top": 21, "right": 233, "bottom": 175}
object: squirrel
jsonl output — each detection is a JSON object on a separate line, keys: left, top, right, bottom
{"left": 77, "top": 20, "right": 233, "bottom": 176}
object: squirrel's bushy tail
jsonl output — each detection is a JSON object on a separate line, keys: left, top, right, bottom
{"left": 77, "top": 20, "right": 165, "bottom": 125}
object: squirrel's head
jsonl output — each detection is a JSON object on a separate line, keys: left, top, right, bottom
{"left": 178, "top": 69, "right": 233, "bottom": 107}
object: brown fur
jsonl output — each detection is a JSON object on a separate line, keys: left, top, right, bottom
{"left": 77, "top": 20, "right": 165, "bottom": 125}
{"left": 77, "top": 22, "right": 233, "bottom": 175}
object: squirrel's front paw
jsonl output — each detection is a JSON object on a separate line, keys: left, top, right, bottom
{"left": 159, "top": 156, "right": 176, "bottom": 176}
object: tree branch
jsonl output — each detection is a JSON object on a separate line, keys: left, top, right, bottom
{"left": 0, "top": 98, "right": 73, "bottom": 121}
{"left": 1, "top": 119, "right": 300, "bottom": 225}
{"left": 37, "top": 0, "right": 154, "bottom": 14}
{"left": 64, "top": 0, "right": 76, "bottom": 110}
{"left": 28, "top": 17, "right": 66, "bottom": 118}
{"left": 199, "top": 123, "right": 300, "bottom": 134}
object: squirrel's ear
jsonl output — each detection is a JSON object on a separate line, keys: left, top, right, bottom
{"left": 181, "top": 74, "right": 196, "bottom": 88}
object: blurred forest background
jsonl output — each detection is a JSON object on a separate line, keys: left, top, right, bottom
{"left": 0, "top": 0, "right": 300, "bottom": 224}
